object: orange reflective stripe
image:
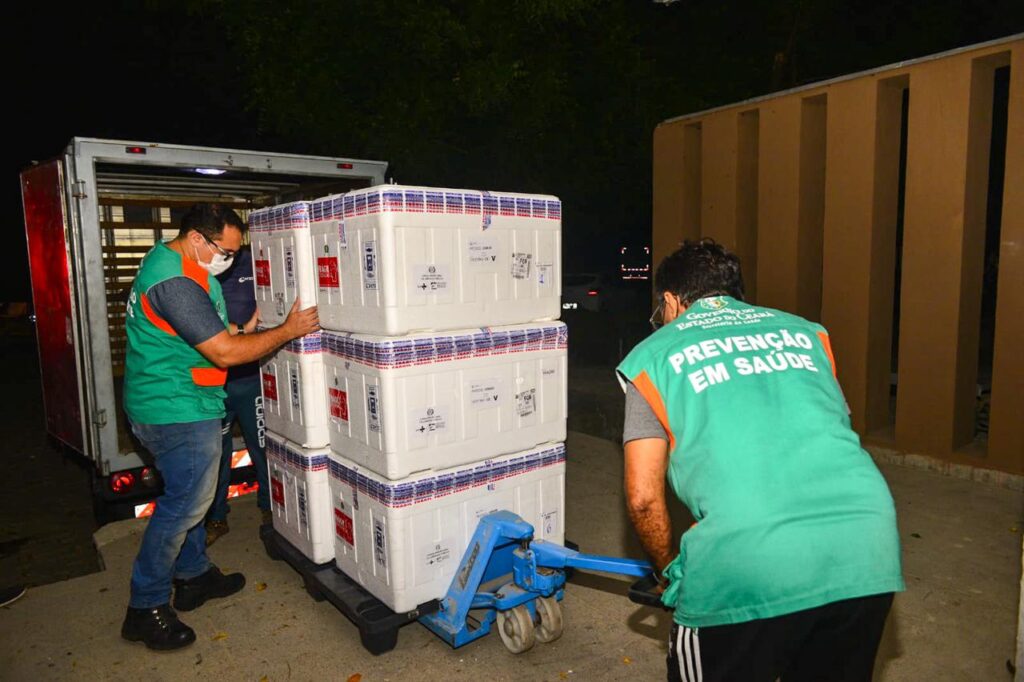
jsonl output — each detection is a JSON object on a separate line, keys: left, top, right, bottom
{"left": 231, "top": 449, "right": 251, "bottom": 468}
{"left": 181, "top": 255, "right": 210, "bottom": 292}
{"left": 140, "top": 293, "right": 177, "bottom": 336}
{"left": 632, "top": 370, "right": 676, "bottom": 452}
{"left": 817, "top": 331, "right": 838, "bottom": 378}
{"left": 191, "top": 366, "right": 227, "bottom": 387}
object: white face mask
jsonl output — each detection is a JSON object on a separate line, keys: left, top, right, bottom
{"left": 195, "top": 240, "right": 234, "bottom": 276}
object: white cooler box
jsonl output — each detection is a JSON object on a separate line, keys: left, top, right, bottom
{"left": 260, "top": 332, "right": 330, "bottom": 448}
{"left": 267, "top": 434, "right": 334, "bottom": 564}
{"left": 322, "top": 322, "right": 567, "bottom": 479}
{"left": 308, "top": 185, "right": 562, "bottom": 335}
{"left": 250, "top": 201, "right": 317, "bottom": 327}
{"left": 328, "top": 442, "right": 566, "bottom": 613}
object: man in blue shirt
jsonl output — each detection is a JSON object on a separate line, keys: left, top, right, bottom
{"left": 205, "top": 246, "right": 271, "bottom": 544}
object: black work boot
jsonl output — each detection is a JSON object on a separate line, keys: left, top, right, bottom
{"left": 121, "top": 604, "right": 196, "bottom": 651}
{"left": 172, "top": 566, "right": 246, "bottom": 612}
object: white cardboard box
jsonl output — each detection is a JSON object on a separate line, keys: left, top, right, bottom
{"left": 250, "top": 202, "right": 317, "bottom": 327}
{"left": 328, "top": 443, "right": 566, "bottom": 613}
{"left": 260, "top": 332, "right": 330, "bottom": 448}
{"left": 267, "top": 433, "right": 334, "bottom": 564}
{"left": 322, "top": 322, "right": 567, "bottom": 479}
{"left": 309, "top": 185, "right": 562, "bottom": 335}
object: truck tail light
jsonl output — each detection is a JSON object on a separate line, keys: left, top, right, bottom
{"left": 110, "top": 471, "right": 136, "bottom": 494}
{"left": 140, "top": 467, "right": 158, "bottom": 488}
{"left": 125, "top": 146, "right": 147, "bottom": 155}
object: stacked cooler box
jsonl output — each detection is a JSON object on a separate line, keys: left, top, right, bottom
{"left": 330, "top": 442, "right": 566, "bottom": 613}
{"left": 307, "top": 185, "right": 562, "bottom": 335}
{"left": 250, "top": 202, "right": 335, "bottom": 565}
{"left": 256, "top": 185, "right": 567, "bottom": 609}
{"left": 266, "top": 433, "right": 334, "bottom": 564}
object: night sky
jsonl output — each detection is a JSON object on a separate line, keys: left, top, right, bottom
{"left": 8, "top": 1, "right": 1023, "bottom": 301}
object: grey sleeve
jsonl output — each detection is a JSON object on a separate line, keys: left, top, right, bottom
{"left": 146, "top": 277, "right": 227, "bottom": 347}
{"left": 623, "top": 382, "right": 669, "bottom": 445}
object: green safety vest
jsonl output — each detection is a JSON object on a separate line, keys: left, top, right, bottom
{"left": 124, "top": 241, "right": 228, "bottom": 425}
{"left": 617, "top": 296, "right": 904, "bottom": 628}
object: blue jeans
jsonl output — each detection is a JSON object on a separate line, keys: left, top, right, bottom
{"left": 128, "top": 419, "right": 220, "bottom": 608}
{"left": 208, "top": 374, "right": 269, "bottom": 521}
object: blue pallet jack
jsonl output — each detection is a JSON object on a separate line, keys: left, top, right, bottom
{"left": 261, "top": 510, "right": 659, "bottom": 654}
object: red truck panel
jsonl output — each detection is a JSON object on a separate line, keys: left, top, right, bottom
{"left": 21, "top": 161, "right": 85, "bottom": 452}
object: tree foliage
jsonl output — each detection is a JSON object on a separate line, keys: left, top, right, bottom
{"left": 163, "top": 1, "right": 1024, "bottom": 267}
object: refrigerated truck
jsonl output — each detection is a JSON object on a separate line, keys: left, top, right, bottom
{"left": 20, "top": 138, "right": 387, "bottom": 522}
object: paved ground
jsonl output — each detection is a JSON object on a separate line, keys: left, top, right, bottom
{"left": 0, "top": 337, "right": 100, "bottom": 589}
{"left": 0, "top": 331, "right": 1021, "bottom": 680}
{"left": 0, "top": 430, "right": 1021, "bottom": 681}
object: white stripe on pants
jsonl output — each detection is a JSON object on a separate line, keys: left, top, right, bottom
{"left": 677, "top": 625, "right": 703, "bottom": 682}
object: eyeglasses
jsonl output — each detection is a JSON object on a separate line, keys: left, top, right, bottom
{"left": 649, "top": 301, "right": 664, "bottom": 332}
{"left": 204, "top": 235, "right": 237, "bottom": 259}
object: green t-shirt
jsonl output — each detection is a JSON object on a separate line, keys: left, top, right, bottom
{"left": 617, "top": 296, "right": 904, "bottom": 627}
{"left": 124, "top": 242, "right": 228, "bottom": 425}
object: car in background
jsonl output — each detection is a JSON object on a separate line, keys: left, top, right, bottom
{"left": 562, "top": 273, "right": 605, "bottom": 312}
{"left": 563, "top": 273, "right": 642, "bottom": 313}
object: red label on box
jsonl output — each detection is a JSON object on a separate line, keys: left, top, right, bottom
{"left": 334, "top": 508, "right": 354, "bottom": 545}
{"left": 262, "top": 373, "right": 278, "bottom": 401}
{"left": 318, "top": 257, "right": 339, "bottom": 288}
{"left": 329, "top": 388, "right": 349, "bottom": 421}
{"left": 271, "top": 478, "right": 284, "bottom": 507}
{"left": 255, "top": 259, "right": 271, "bottom": 287}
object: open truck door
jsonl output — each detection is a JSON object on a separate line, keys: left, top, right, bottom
{"left": 20, "top": 139, "right": 388, "bottom": 524}
{"left": 21, "top": 160, "right": 88, "bottom": 454}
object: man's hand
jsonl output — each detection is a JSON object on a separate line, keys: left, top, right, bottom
{"left": 624, "top": 437, "right": 676, "bottom": 574}
{"left": 244, "top": 309, "right": 260, "bottom": 334}
{"left": 282, "top": 299, "right": 319, "bottom": 340}
{"left": 196, "top": 300, "right": 317, "bottom": 368}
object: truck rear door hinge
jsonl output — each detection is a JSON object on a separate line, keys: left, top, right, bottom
{"left": 92, "top": 409, "right": 107, "bottom": 427}
{"left": 72, "top": 180, "right": 87, "bottom": 199}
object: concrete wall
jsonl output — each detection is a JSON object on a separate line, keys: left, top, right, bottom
{"left": 652, "top": 36, "right": 1023, "bottom": 475}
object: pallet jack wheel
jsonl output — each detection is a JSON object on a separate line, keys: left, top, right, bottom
{"left": 360, "top": 628, "right": 399, "bottom": 656}
{"left": 496, "top": 605, "right": 536, "bottom": 654}
{"left": 533, "top": 596, "right": 563, "bottom": 643}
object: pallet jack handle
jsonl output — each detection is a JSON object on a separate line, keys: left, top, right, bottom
{"left": 528, "top": 539, "right": 653, "bottom": 577}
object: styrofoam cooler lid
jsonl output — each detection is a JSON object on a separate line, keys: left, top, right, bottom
{"left": 257, "top": 330, "right": 323, "bottom": 355}
{"left": 266, "top": 431, "right": 331, "bottom": 467}
{"left": 321, "top": 321, "right": 567, "bottom": 369}
{"left": 250, "top": 201, "right": 311, "bottom": 232}
{"left": 309, "top": 185, "right": 561, "bottom": 229}
{"left": 328, "top": 442, "right": 566, "bottom": 507}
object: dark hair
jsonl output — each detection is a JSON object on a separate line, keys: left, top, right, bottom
{"left": 178, "top": 203, "right": 247, "bottom": 240}
{"left": 654, "top": 238, "right": 745, "bottom": 305}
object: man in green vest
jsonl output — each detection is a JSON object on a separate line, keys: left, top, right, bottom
{"left": 121, "top": 204, "right": 319, "bottom": 651}
{"left": 618, "top": 239, "right": 904, "bottom": 681}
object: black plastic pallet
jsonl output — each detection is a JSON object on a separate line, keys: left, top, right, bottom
{"left": 259, "top": 524, "right": 439, "bottom": 654}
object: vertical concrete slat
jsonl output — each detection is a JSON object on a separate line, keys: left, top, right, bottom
{"left": 737, "top": 111, "right": 760, "bottom": 302}
{"left": 757, "top": 98, "right": 803, "bottom": 312}
{"left": 988, "top": 44, "right": 1024, "bottom": 474}
{"left": 653, "top": 122, "right": 688, "bottom": 285}
{"left": 699, "top": 109, "right": 761, "bottom": 299}
{"left": 798, "top": 96, "right": 828, "bottom": 322}
{"left": 896, "top": 56, "right": 996, "bottom": 455}
{"left": 700, "top": 112, "right": 739, "bottom": 248}
{"left": 866, "top": 80, "right": 908, "bottom": 436}
{"left": 683, "top": 124, "right": 703, "bottom": 242}
{"left": 822, "top": 78, "right": 888, "bottom": 435}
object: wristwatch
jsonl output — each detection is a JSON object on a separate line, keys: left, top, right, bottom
{"left": 235, "top": 322, "right": 245, "bottom": 335}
